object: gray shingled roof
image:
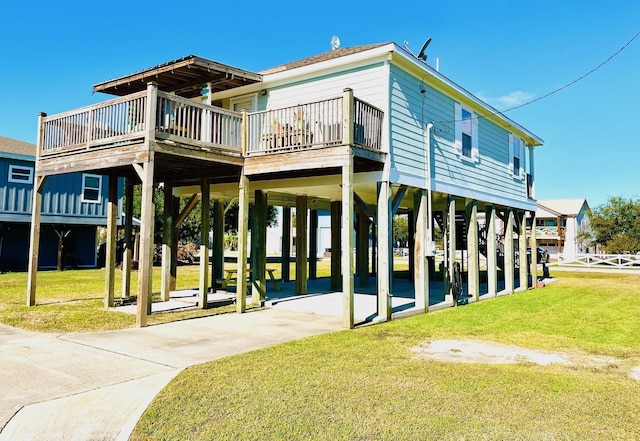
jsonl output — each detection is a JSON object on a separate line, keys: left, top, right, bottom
{"left": 0, "top": 135, "right": 36, "bottom": 157}
{"left": 261, "top": 43, "right": 390, "bottom": 74}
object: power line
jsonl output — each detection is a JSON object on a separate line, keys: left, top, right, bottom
{"left": 435, "top": 30, "right": 640, "bottom": 127}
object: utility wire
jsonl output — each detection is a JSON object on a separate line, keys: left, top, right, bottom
{"left": 436, "top": 30, "right": 640, "bottom": 126}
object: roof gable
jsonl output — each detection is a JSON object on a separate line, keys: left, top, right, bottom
{"left": 537, "top": 199, "right": 589, "bottom": 216}
{"left": 260, "top": 43, "right": 390, "bottom": 74}
{"left": 0, "top": 135, "right": 36, "bottom": 159}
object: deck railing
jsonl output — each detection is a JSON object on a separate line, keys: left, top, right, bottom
{"left": 155, "top": 91, "right": 242, "bottom": 150}
{"left": 39, "top": 86, "right": 383, "bottom": 158}
{"left": 246, "top": 97, "right": 344, "bottom": 154}
{"left": 41, "top": 91, "right": 148, "bottom": 156}
{"left": 246, "top": 93, "right": 384, "bottom": 154}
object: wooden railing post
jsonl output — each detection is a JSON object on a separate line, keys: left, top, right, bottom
{"left": 342, "top": 88, "right": 354, "bottom": 146}
{"left": 241, "top": 110, "right": 248, "bottom": 156}
{"left": 145, "top": 82, "right": 158, "bottom": 142}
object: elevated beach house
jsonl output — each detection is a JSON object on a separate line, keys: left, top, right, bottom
{"left": 27, "top": 43, "right": 543, "bottom": 327}
{"left": 0, "top": 135, "right": 121, "bottom": 271}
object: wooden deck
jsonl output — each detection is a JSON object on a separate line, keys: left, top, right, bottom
{"left": 37, "top": 85, "right": 385, "bottom": 183}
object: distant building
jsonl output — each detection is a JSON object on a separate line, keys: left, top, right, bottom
{"left": 0, "top": 135, "right": 122, "bottom": 270}
{"left": 535, "top": 199, "right": 591, "bottom": 259}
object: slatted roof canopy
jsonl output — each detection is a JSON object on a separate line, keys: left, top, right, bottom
{"left": 93, "top": 55, "right": 262, "bottom": 98}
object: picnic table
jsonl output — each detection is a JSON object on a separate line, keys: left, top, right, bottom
{"left": 217, "top": 268, "right": 281, "bottom": 291}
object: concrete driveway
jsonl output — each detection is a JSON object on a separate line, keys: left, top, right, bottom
{"left": 0, "top": 309, "right": 343, "bottom": 440}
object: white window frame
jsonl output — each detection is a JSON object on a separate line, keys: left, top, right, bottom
{"left": 454, "top": 102, "right": 479, "bottom": 163}
{"left": 8, "top": 164, "right": 34, "bottom": 184}
{"left": 509, "top": 134, "right": 525, "bottom": 180}
{"left": 230, "top": 93, "right": 258, "bottom": 112}
{"left": 81, "top": 174, "right": 102, "bottom": 203}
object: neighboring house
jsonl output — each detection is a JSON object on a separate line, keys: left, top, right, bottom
{"left": 0, "top": 135, "right": 122, "bottom": 270}
{"left": 28, "top": 43, "right": 544, "bottom": 327}
{"left": 535, "top": 199, "right": 591, "bottom": 259}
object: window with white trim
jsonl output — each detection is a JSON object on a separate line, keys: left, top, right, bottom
{"left": 8, "top": 165, "right": 34, "bottom": 184}
{"left": 454, "top": 103, "right": 478, "bottom": 162}
{"left": 82, "top": 174, "right": 102, "bottom": 203}
{"left": 509, "top": 134, "right": 525, "bottom": 179}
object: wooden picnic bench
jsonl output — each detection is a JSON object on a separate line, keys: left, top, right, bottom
{"left": 216, "top": 268, "right": 281, "bottom": 291}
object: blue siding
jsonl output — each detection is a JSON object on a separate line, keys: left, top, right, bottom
{"left": 389, "top": 63, "right": 530, "bottom": 206}
{"left": 0, "top": 157, "right": 122, "bottom": 225}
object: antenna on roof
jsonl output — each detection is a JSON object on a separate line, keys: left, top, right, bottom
{"left": 403, "top": 38, "right": 432, "bottom": 63}
{"left": 331, "top": 35, "right": 341, "bottom": 51}
{"left": 417, "top": 38, "right": 432, "bottom": 62}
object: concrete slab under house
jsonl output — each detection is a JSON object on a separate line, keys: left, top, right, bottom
{"left": 27, "top": 43, "right": 544, "bottom": 328}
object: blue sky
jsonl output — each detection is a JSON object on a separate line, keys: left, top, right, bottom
{"left": 1, "top": 0, "right": 638, "bottom": 208}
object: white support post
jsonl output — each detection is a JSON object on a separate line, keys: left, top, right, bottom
{"left": 136, "top": 160, "right": 155, "bottom": 327}
{"left": 518, "top": 210, "right": 528, "bottom": 291}
{"left": 104, "top": 175, "right": 118, "bottom": 308}
{"left": 377, "top": 181, "right": 392, "bottom": 321}
{"left": 529, "top": 211, "right": 538, "bottom": 289}
{"left": 237, "top": 174, "right": 249, "bottom": 313}
{"left": 121, "top": 182, "right": 133, "bottom": 299}
{"left": 161, "top": 184, "right": 173, "bottom": 302}
{"left": 415, "top": 189, "right": 429, "bottom": 312}
{"left": 504, "top": 209, "right": 515, "bottom": 294}
{"left": 199, "top": 179, "right": 210, "bottom": 309}
{"left": 342, "top": 154, "right": 354, "bottom": 329}
{"left": 466, "top": 200, "right": 479, "bottom": 302}
{"left": 486, "top": 205, "right": 498, "bottom": 297}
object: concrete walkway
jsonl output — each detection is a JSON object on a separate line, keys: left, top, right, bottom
{"left": 0, "top": 309, "right": 343, "bottom": 440}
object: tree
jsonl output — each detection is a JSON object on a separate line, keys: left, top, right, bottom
{"left": 393, "top": 215, "right": 409, "bottom": 247}
{"left": 130, "top": 186, "right": 278, "bottom": 245}
{"left": 589, "top": 196, "right": 640, "bottom": 253}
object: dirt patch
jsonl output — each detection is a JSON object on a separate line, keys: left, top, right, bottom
{"left": 411, "top": 339, "right": 639, "bottom": 381}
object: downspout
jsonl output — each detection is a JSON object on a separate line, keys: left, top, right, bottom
{"left": 425, "top": 122, "right": 434, "bottom": 250}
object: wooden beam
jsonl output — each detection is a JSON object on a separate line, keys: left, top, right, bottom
{"left": 211, "top": 199, "right": 225, "bottom": 293}
{"left": 342, "top": 88, "right": 354, "bottom": 146}
{"left": 518, "top": 210, "right": 528, "bottom": 291}
{"left": 504, "top": 209, "right": 515, "bottom": 294}
{"left": 251, "top": 190, "right": 268, "bottom": 304}
{"left": 26, "top": 176, "right": 47, "bottom": 306}
{"left": 281, "top": 206, "right": 291, "bottom": 282}
{"left": 357, "top": 207, "right": 369, "bottom": 288}
{"left": 104, "top": 175, "right": 118, "bottom": 308}
{"left": 295, "top": 195, "right": 308, "bottom": 295}
{"left": 121, "top": 181, "right": 133, "bottom": 299}
{"left": 392, "top": 185, "right": 408, "bottom": 215}
{"left": 414, "top": 189, "right": 429, "bottom": 312}
{"left": 136, "top": 160, "right": 155, "bottom": 327}
{"left": 529, "top": 211, "right": 538, "bottom": 290}
{"left": 236, "top": 173, "right": 249, "bottom": 313}
{"left": 466, "top": 200, "right": 480, "bottom": 301}
{"left": 199, "top": 179, "right": 210, "bottom": 309}
{"left": 309, "top": 209, "right": 318, "bottom": 280}
{"left": 377, "top": 181, "right": 392, "bottom": 321}
{"left": 353, "top": 191, "right": 375, "bottom": 220}
{"left": 176, "top": 194, "right": 201, "bottom": 227}
{"left": 486, "top": 205, "right": 498, "bottom": 297}
{"left": 330, "top": 201, "right": 341, "bottom": 291}
{"left": 342, "top": 155, "right": 354, "bottom": 328}
{"left": 161, "top": 184, "right": 174, "bottom": 302}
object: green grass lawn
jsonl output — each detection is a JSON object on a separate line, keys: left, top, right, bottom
{"left": 0, "top": 265, "right": 244, "bottom": 332}
{"left": 130, "top": 271, "right": 640, "bottom": 440}
{"left": 0, "top": 257, "right": 407, "bottom": 333}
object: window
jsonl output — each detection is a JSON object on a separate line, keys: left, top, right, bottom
{"left": 8, "top": 165, "right": 34, "bottom": 184}
{"left": 509, "top": 134, "right": 525, "bottom": 179}
{"left": 454, "top": 103, "right": 478, "bottom": 162}
{"left": 82, "top": 174, "right": 102, "bottom": 203}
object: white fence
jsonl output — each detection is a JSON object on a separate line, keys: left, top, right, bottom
{"left": 558, "top": 253, "right": 640, "bottom": 270}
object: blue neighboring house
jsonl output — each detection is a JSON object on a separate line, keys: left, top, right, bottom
{"left": 0, "top": 135, "right": 122, "bottom": 270}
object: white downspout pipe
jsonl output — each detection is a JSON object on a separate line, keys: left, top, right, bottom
{"left": 425, "top": 122, "right": 434, "bottom": 249}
